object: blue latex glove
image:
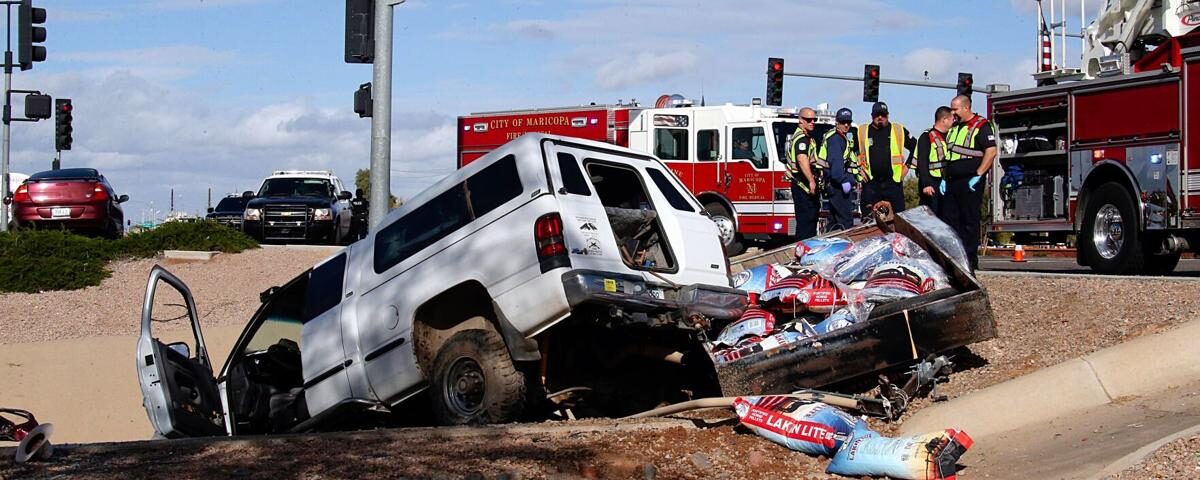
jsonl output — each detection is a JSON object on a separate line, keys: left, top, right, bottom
{"left": 841, "top": 182, "right": 852, "bottom": 194}
{"left": 968, "top": 175, "right": 982, "bottom": 191}
{"left": 939, "top": 179, "right": 947, "bottom": 195}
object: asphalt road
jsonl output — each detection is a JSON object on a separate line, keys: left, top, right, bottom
{"left": 978, "top": 256, "right": 1200, "bottom": 276}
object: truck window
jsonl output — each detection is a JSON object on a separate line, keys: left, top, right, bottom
{"left": 556, "top": 152, "right": 591, "bottom": 196}
{"left": 304, "top": 253, "right": 346, "bottom": 322}
{"left": 731, "top": 127, "right": 769, "bottom": 169}
{"left": 698, "top": 130, "right": 719, "bottom": 161}
{"left": 654, "top": 128, "right": 688, "bottom": 161}
{"left": 772, "top": 121, "right": 798, "bottom": 165}
{"left": 374, "top": 185, "right": 470, "bottom": 273}
{"left": 466, "top": 154, "right": 522, "bottom": 218}
{"left": 244, "top": 277, "right": 306, "bottom": 354}
{"left": 646, "top": 168, "right": 695, "bottom": 212}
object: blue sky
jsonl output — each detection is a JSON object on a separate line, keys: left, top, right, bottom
{"left": 7, "top": 0, "right": 1097, "bottom": 218}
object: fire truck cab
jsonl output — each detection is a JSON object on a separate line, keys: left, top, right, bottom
{"left": 458, "top": 98, "right": 835, "bottom": 255}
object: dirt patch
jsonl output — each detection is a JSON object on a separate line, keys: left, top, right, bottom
{"left": 1108, "top": 433, "right": 1200, "bottom": 479}
{"left": 0, "top": 247, "right": 337, "bottom": 345}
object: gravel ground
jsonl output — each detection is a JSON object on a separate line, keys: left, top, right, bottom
{"left": 0, "top": 247, "right": 337, "bottom": 345}
{"left": 3, "top": 254, "right": 1199, "bottom": 477}
{"left": 1109, "top": 434, "right": 1200, "bottom": 479}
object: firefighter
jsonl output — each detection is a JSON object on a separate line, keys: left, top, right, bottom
{"left": 817, "top": 108, "right": 857, "bottom": 231}
{"left": 351, "top": 188, "right": 370, "bottom": 240}
{"left": 940, "top": 94, "right": 997, "bottom": 271}
{"left": 915, "top": 106, "right": 955, "bottom": 216}
{"left": 856, "top": 101, "right": 916, "bottom": 216}
{"left": 786, "top": 106, "right": 821, "bottom": 240}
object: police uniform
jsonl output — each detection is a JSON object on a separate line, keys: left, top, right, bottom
{"left": 817, "top": 121, "right": 856, "bottom": 232}
{"left": 942, "top": 114, "right": 996, "bottom": 271}
{"left": 856, "top": 102, "right": 915, "bottom": 216}
{"left": 350, "top": 193, "right": 370, "bottom": 240}
{"left": 786, "top": 125, "right": 821, "bottom": 240}
{"left": 914, "top": 127, "right": 949, "bottom": 215}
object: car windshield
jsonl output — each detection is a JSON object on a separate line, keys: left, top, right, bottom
{"left": 214, "top": 197, "right": 249, "bottom": 211}
{"left": 258, "top": 178, "right": 333, "bottom": 198}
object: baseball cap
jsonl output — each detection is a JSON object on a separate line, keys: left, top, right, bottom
{"left": 835, "top": 108, "right": 853, "bottom": 123}
{"left": 871, "top": 101, "right": 889, "bottom": 117}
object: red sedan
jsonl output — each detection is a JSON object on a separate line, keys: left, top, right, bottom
{"left": 7, "top": 168, "right": 129, "bottom": 238}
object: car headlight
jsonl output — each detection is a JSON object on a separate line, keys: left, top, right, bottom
{"left": 244, "top": 208, "right": 261, "bottom": 221}
{"left": 314, "top": 208, "right": 333, "bottom": 221}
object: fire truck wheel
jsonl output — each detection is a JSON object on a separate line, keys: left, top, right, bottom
{"left": 1081, "top": 182, "right": 1144, "bottom": 274}
{"left": 704, "top": 202, "right": 743, "bottom": 256}
{"left": 430, "top": 328, "right": 527, "bottom": 426}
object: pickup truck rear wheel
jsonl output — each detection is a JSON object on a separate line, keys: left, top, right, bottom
{"left": 430, "top": 328, "right": 526, "bottom": 425}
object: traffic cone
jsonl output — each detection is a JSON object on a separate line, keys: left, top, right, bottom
{"left": 1011, "top": 244, "right": 1027, "bottom": 263}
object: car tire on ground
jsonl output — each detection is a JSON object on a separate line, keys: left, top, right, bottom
{"left": 429, "top": 327, "right": 526, "bottom": 426}
{"left": 1143, "top": 250, "right": 1181, "bottom": 276}
{"left": 1081, "top": 182, "right": 1144, "bottom": 275}
{"left": 704, "top": 201, "right": 743, "bottom": 256}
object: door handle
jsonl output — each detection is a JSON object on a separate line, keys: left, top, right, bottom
{"left": 724, "top": 173, "right": 732, "bottom": 189}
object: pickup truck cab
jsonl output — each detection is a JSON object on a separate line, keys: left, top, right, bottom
{"left": 137, "top": 134, "right": 745, "bottom": 437}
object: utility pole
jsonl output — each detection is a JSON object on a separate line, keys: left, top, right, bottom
{"left": 367, "top": 0, "right": 405, "bottom": 230}
{"left": 170, "top": 187, "right": 174, "bottom": 212}
{"left": 207, "top": 187, "right": 211, "bottom": 210}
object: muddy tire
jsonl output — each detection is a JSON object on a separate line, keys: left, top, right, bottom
{"left": 1081, "top": 182, "right": 1144, "bottom": 275}
{"left": 704, "top": 201, "right": 743, "bottom": 256}
{"left": 430, "top": 329, "right": 526, "bottom": 425}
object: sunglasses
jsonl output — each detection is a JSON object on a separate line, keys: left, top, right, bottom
{"left": 801, "top": 117, "right": 817, "bottom": 122}
{"left": 837, "top": 120, "right": 852, "bottom": 125}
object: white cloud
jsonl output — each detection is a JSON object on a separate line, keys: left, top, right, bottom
{"left": 143, "top": 0, "right": 276, "bottom": 10}
{"left": 595, "top": 51, "right": 699, "bottom": 90}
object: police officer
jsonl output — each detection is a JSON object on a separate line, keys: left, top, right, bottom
{"left": 941, "top": 95, "right": 997, "bottom": 271}
{"left": 856, "top": 101, "right": 916, "bottom": 216}
{"left": 350, "top": 188, "right": 370, "bottom": 240}
{"left": 817, "top": 108, "right": 857, "bottom": 231}
{"left": 915, "top": 106, "right": 955, "bottom": 216}
{"left": 786, "top": 106, "right": 821, "bottom": 240}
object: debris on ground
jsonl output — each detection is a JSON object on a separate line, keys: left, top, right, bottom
{"left": 0, "top": 409, "right": 54, "bottom": 463}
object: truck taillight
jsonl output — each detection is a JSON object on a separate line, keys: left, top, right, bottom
{"left": 91, "top": 183, "right": 108, "bottom": 201}
{"left": 535, "top": 212, "right": 570, "bottom": 272}
{"left": 12, "top": 184, "right": 29, "bottom": 203}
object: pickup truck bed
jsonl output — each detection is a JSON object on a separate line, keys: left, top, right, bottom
{"left": 715, "top": 208, "right": 998, "bottom": 396}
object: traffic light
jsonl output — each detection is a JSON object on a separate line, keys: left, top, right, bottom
{"left": 957, "top": 72, "right": 974, "bottom": 96}
{"left": 55, "top": 99, "right": 72, "bottom": 151}
{"left": 766, "top": 57, "right": 784, "bottom": 106}
{"left": 345, "top": 0, "right": 374, "bottom": 64}
{"left": 354, "top": 82, "right": 372, "bottom": 117}
{"left": 18, "top": 0, "right": 47, "bottom": 71}
{"left": 24, "top": 93, "right": 50, "bottom": 119}
{"left": 863, "top": 64, "right": 880, "bottom": 103}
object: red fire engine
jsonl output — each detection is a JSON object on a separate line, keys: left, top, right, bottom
{"left": 457, "top": 95, "right": 835, "bottom": 255}
{"left": 988, "top": 0, "right": 1200, "bottom": 274}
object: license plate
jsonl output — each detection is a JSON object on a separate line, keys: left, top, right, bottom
{"left": 648, "top": 288, "right": 665, "bottom": 299}
{"left": 51, "top": 207, "right": 71, "bottom": 218}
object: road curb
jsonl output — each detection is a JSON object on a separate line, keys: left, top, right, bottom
{"left": 162, "top": 250, "right": 219, "bottom": 261}
{"left": 900, "top": 319, "right": 1200, "bottom": 438}
{"left": 1090, "top": 423, "right": 1200, "bottom": 479}
{"left": 976, "top": 270, "right": 1200, "bottom": 281}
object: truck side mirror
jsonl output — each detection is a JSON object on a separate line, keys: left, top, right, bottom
{"left": 242, "top": 191, "right": 254, "bottom": 199}
{"left": 166, "top": 342, "right": 190, "bottom": 359}
{"left": 118, "top": 194, "right": 130, "bottom": 203}
{"left": 339, "top": 191, "right": 353, "bottom": 200}
{"left": 207, "top": 207, "right": 214, "bottom": 213}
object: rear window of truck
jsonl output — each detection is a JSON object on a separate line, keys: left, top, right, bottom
{"left": 645, "top": 168, "right": 695, "bottom": 212}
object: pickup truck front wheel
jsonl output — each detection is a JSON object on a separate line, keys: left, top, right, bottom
{"left": 430, "top": 328, "right": 526, "bottom": 425}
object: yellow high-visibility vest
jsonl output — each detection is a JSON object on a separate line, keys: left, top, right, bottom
{"left": 856, "top": 121, "right": 906, "bottom": 183}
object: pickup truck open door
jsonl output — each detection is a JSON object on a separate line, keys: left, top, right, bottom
{"left": 135, "top": 265, "right": 227, "bottom": 438}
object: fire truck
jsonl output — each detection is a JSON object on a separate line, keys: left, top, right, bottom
{"left": 987, "top": 0, "right": 1200, "bottom": 274}
{"left": 457, "top": 96, "right": 834, "bottom": 255}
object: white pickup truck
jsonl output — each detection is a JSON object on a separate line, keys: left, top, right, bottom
{"left": 137, "top": 134, "right": 746, "bottom": 437}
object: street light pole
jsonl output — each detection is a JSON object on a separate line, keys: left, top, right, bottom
{"left": 367, "top": 0, "right": 405, "bottom": 231}
{"left": 0, "top": 4, "right": 12, "bottom": 232}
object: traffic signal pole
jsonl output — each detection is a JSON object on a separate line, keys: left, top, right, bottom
{"left": 367, "top": 0, "right": 405, "bottom": 230}
{"left": 781, "top": 70, "right": 1008, "bottom": 94}
{"left": 1, "top": 4, "right": 12, "bottom": 232}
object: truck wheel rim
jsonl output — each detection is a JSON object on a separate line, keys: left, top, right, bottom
{"left": 444, "top": 357, "right": 485, "bottom": 416}
{"left": 711, "top": 215, "right": 735, "bottom": 246}
{"left": 1093, "top": 204, "right": 1124, "bottom": 260}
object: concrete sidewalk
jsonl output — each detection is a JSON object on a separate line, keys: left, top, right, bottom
{"left": 901, "top": 319, "right": 1200, "bottom": 479}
